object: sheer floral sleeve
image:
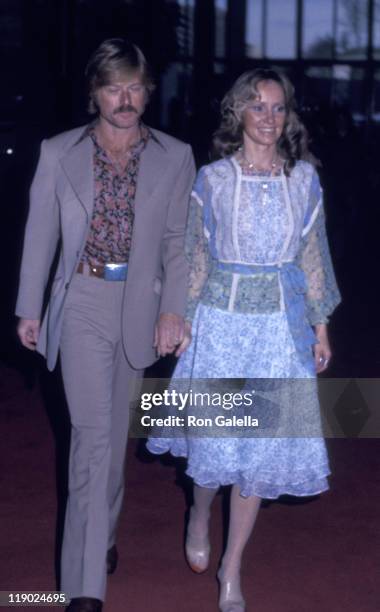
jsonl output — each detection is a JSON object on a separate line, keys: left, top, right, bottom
{"left": 184, "top": 168, "right": 213, "bottom": 322}
{"left": 296, "top": 169, "right": 341, "bottom": 325}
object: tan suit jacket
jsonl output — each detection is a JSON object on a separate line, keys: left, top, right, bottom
{"left": 15, "top": 125, "right": 196, "bottom": 371}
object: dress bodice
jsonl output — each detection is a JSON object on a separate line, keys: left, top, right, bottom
{"left": 185, "top": 156, "right": 340, "bottom": 330}
{"left": 201, "top": 158, "right": 312, "bottom": 266}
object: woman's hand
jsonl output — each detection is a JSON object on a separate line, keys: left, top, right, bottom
{"left": 313, "top": 323, "right": 332, "bottom": 373}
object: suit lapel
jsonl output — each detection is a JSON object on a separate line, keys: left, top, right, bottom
{"left": 60, "top": 135, "right": 94, "bottom": 219}
{"left": 60, "top": 128, "right": 168, "bottom": 223}
{"left": 134, "top": 134, "right": 169, "bottom": 211}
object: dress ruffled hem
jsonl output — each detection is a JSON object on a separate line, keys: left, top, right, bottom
{"left": 146, "top": 438, "right": 330, "bottom": 499}
{"left": 186, "top": 469, "right": 329, "bottom": 499}
{"left": 147, "top": 438, "right": 186, "bottom": 457}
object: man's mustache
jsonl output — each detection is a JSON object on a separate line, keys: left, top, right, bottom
{"left": 114, "top": 104, "right": 137, "bottom": 114}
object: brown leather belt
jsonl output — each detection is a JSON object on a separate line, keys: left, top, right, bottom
{"left": 77, "top": 261, "right": 128, "bottom": 281}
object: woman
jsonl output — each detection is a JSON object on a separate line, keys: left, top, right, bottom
{"left": 147, "top": 69, "right": 340, "bottom": 611}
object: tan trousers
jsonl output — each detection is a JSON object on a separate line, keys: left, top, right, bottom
{"left": 59, "top": 273, "right": 142, "bottom": 601}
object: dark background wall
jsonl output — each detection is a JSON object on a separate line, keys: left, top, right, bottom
{"left": 1, "top": 0, "right": 380, "bottom": 376}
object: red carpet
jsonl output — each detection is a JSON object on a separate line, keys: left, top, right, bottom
{"left": 1, "top": 364, "right": 379, "bottom": 611}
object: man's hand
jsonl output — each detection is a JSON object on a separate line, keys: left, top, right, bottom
{"left": 17, "top": 318, "right": 40, "bottom": 350}
{"left": 313, "top": 323, "right": 332, "bottom": 374}
{"left": 154, "top": 313, "right": 187, "bottom": 357}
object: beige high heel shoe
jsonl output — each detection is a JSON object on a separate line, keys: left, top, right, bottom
{"left": 185, "top": 508, "right": 210, "bottom": 573}
{"left": 217, "top": 568, "right": 246, "bottom": 612}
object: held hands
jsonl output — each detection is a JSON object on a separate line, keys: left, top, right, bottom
{"left": 154, "top": 313, "right": 192, "bottom": 358}
{"left": 17, "top": 318, "right": 40, "bottom": 350}
{"left": 313, "top": 323, "right": 332, "bottom": 374}
{"left": 175, "top": 320, "right": 192, "bottom": 357}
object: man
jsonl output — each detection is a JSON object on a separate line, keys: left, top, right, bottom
{"left": 16, "top": 39, "right": 195, "bottom": 612}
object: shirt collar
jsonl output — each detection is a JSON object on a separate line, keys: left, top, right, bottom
{"left": 78, "top": 120, "right": 153, "bottom": 153}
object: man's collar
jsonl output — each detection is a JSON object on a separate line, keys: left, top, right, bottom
{"left": 148, "top": 128, "right": 166, "bottom": 150}
{"left": 74, "top": 121, "right": 165, "bottom": 150}
{"left": 74, "top": 121, "right": 96, "bottom": 145}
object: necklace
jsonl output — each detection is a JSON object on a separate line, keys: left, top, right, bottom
{"left": 237, "top": 148, "right": 281, "bottom": 206}
{"left": 238, "top": 147, "right": 278, "bottom": 175}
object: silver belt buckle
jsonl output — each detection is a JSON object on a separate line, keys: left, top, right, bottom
{"left": 104, "top": 263, "right": 128, "bottom": 281}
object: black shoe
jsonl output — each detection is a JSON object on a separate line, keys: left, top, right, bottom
{"left": 65, "top": 597, "right": 102, "bottom": 612}
{"left": 107, "top": 545, "right": 118, "bottom": 575}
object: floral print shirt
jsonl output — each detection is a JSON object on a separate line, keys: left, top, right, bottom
{"left": 81, "top": 123, "right": 150, "bottom": 266}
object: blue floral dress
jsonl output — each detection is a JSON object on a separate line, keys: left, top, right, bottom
{"left": 147, "top": 157, "right": 340, "bottom": 498}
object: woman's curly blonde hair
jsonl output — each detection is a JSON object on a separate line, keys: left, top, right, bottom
{"left": 212, "top": 68, "right": 314, "bottom": 175}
